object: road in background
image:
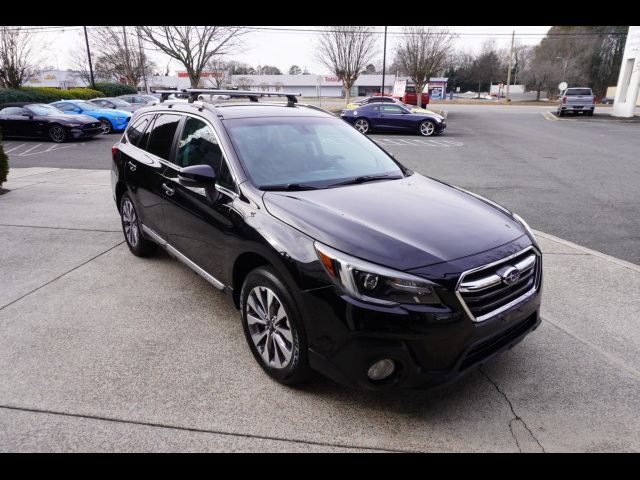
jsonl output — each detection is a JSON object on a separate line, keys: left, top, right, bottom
{"left": 4, "top": 104, "right": 640, "bottom": 264}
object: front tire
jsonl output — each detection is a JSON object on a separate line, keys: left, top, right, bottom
{"left": 119, "top": 193, "right": 157, "bottom": 257}
{"left": 99, "top": 118, "right": 112, "bottom": 134}
{"left": 240, "top": 266, "right": 311, "bottom": 386}
{"left": 419, "top": 120, "right": 436, "bottom": 136}
{"left": 353, "top": 118, "right": 370, "bottom": 134}
{"left": 48, "top": 124, "right": 67, "bottom": 143}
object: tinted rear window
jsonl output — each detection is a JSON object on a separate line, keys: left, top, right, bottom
{"left": 565, "top": 88, "right": 592, "bottom": 96}
{"left": 146, "top": 114, "right": 181, "bottom": 160}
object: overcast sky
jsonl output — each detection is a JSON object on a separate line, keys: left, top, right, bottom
{"left": 36, "top": 26, "right": 552, "bottom": 74}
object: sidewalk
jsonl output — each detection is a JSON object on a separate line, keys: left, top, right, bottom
{"left": 1, "top": 168, "right": 639, "bottom": 452}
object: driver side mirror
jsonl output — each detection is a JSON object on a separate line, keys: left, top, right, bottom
{"left": 21, "top": 113, "right": 34, "bottom": 119}
{"left": 178, "top": 164, "right": 216, "bottom": 188}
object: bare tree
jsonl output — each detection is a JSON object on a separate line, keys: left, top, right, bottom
{"left": 234, "top": 76, "right": 254, "bottom": 90}
{"left": 89, "top": 27, "right": 155, "bottom": 87}
{"left": 274, "top": 81, "right": 284, "bottom": 92}
{"left": 395, "top": 26, "right": 453, "bottom": 107}
{"left": 0, "top": 26, "right": 40, "bottom": 88}
{"left": 139, "top": 26, "right": 246, "bottom": 88}
{"left": 315, "top": 26, "right": 377, "bottom": 106}
{"left": 204, "top": 55, "right": 228, "bottom": 89}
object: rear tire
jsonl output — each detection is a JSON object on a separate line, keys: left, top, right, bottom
{"left": 240, "top": 266, "right": 312, "bottom": 386}
{"left": 119, "top": 193, "right": 157, "bottom": 257}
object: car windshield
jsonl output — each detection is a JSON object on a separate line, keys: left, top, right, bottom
{"left": 74, "top": 101, "right": 98, "bottom": 111}
{"left": 109, "top": 98, "right": 131, "bottom": 107}
{"left": 565, "top": 88, "right": 592, "bottom": 96}
{"left": 224, "top": 116, "right": 405, "bottom": 189}
{"left": 26, "top": 104, "right": 63, "bottom": 115}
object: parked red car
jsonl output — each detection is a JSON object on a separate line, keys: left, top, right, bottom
{"left": 375, "top": 86, "right": 430, "bottom": 108}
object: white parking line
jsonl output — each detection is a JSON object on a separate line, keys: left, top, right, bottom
{"left": 374, "top": 137, "right": 464, "bottom": 148}
{"left": 18, "top": 144, "right": 42, "bottom": 156}
{"left": 4, "top": 143, "right": 27, "bottom": 153}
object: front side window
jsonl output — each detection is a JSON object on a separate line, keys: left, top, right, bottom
{"left": 146, "top": 114, "right": 181, "bottom": 160}
{"left": 224, "top": 116, "right": 404, "bottom": 189}
{"left": 73, "top": 101, "right": 98, "bottom": 111}
{"left": 176, "top": 117, "right": 235, "bottom": 191}
{"left": 54, "top": 102, "right": 76, "bottom": 112}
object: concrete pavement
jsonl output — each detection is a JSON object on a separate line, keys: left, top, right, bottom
{"left": 1, "top": 168, "right": 639, "bottom": 452}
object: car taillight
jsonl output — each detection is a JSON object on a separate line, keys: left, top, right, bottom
{"left": 562, "top": 96, "right": 567, "bottom": 104}
{"left": 111, "top": 146, "right": 118, "bottom": 160}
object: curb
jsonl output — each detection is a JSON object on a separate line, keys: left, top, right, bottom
{"left": 533, "top": 229, "right": 640, "bottom": 274}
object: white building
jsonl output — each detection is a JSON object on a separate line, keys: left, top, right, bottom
{"left": 147, "top": 73, "right": 399, "bottom": 97}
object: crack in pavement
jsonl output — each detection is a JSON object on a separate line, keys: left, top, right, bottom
{"left": 0, "top": 241, "right": 124, "bottom": 312}
{"left": 0, "top": 404, "right": 397, "bottom": 453}
{"left": 480, "top": 368, "right": 546, "bottom": 453}
{"left": 0, "top": 223, "right": 120, "bottom": 233}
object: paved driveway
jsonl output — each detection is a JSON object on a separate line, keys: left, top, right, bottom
{"left": 1, "top": 168, "right": 639, "bottom": 452}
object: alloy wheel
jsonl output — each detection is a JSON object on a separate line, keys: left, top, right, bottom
{"left": 121, "top": 198, "right": 139, "bottom": 247}
{"left": 100, "top": 119, "right": 112, "bottom": 134}
{"left": 354, "top": 119, "right": 369, "bottom": 134}
{"left": 420, "top": 121, "right": 435, "bottom": 136}
{"left": 246, "top": 286, "right": 294, "bottom": 369}
{"left": 49, "top": 125, "right": 65, "bottom": 142}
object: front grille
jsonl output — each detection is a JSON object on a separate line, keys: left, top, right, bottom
{"left": 456, "top": 247, "right": 540, "bottom": 322}
{"left": 83, "top": 123, "right": 102, "bottom": 130}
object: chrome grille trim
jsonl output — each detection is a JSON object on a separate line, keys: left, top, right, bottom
{"left": 455, "top": 246, "right": 541, "bottom": 323}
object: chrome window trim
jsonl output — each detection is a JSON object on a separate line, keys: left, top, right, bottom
{"left": 140, "top": 224, "right": 226, "bottom": 291}
{"left": 455, "top": 245, "right": 541, "bottom": 323}
{"left": 125, "top": 110, "right": 240, "bottom": 193}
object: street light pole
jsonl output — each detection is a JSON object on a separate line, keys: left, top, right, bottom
{"left": 381, "top": 26, "right": 388, "bottom": 96}
{"left": 556, "top": 56, "right": 569, "bottom": 83}
{"left": 83, "top": 26, "right": 95, "bottom": 89}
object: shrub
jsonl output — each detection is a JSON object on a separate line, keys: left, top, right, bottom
{"left": 0, "top": 131, "right": 8, "bottom": 189}
{"left": 0, "top": 87, "right": 104, "bottom": 104}
{"left": 94, "top": 82, "right": 138, "bottom": 97}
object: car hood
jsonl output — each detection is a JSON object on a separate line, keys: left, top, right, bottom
{"left": 40, "top": 113, "right": 97, "bottom": 124}
{"left": 263, "top": 174, "right": 525, "bottom": 270}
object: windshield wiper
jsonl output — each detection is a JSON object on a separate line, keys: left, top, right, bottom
{"left": 259, "top": 183, "right": 320, "bottom": 191}
{"left": 327, "top": 174, "right": 403, "bottom": 188}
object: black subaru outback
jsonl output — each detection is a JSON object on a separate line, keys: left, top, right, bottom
{"left": 111, "top": 89, "right": 542, "bottom": 390}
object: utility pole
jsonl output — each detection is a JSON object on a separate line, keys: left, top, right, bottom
{"left": 83, "top": 26, "right": 95, "bottom": 89}
{"left": 506, "top": 30, "right": 514, "bottom": 101}
{"left": 381, "top": 26, "right": 388, "bottom": 96}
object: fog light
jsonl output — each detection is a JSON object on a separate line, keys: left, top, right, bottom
{"left": 367, "top": 359, "right": 395, "bottom": 381}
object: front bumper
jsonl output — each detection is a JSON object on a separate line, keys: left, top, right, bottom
{"left": 110, "top": 117, "right": 130, "bottom": 131}
{"left": 304, "top": 288, "right": 541, "bottom": 390}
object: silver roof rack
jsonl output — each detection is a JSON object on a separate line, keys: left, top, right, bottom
{"left": 152, "top": 89, "right": 302, "bottom": 106}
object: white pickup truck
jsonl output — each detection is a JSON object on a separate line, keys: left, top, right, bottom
{"left": 557, "top": 87, "right": 596, "bottom": 116}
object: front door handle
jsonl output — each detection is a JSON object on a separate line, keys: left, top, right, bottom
{"left": 162, "top": 183, "right": 175, "bottom": 196}
{"left": 127, "top": 161, "right": 137, "bottom": 172}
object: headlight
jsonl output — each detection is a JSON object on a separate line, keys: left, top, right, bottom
{"left": 513, "top": 213, "right": 536, "bottom": 241}
{"left": 314, "top": 242, "right": 441, "bottom": 306}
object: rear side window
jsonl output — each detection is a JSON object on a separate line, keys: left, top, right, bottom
{"left": 126, "top": 115, "right": 151, "bottom": 147}
{"left": 146, "top": 114, "right": 181, "bottom": 160}
{"left": 565, "top": 88, "right": 592, "bottom": 96}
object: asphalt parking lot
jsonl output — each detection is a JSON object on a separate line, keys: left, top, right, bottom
{"left": 6, "top": 104, "right": 640, "bottom": 264}
{"left": 1, "top": 105, "right": 639, "bottom": 452}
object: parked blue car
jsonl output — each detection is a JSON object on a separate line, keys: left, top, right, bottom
{"left": 340, "top": 103, "right": 446, "bottom": 137}
{"left": 50, "top": 100, "right": 131, "bottom": 134}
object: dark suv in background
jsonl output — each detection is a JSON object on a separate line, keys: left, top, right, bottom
{"left": 111, "top": 89, "right": 542, "bottom": 390}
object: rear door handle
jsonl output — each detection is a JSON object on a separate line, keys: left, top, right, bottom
{"left": 162, "top": 183, "right": 175, "bottom": 196}
{"left": 127, "top": 161, "right": 137, "bottom": 172}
